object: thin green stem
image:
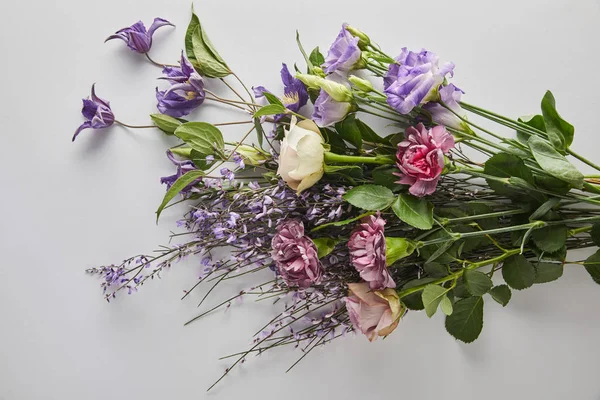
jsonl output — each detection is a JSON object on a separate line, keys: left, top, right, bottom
{"left": 324, "top": 152, "right": 394, "bottom": 165}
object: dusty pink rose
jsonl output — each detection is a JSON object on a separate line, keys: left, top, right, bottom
{"left": 344, "top": 282, "right": 403, "bottom": 341}
{"left": 348, "top": 214, "right": 395, "bottom": 290}
{"left": 395, "top": 123, "right": 454, "bottom": 197}
{"left": 271, "top": 219, "right": 323, "bottom": 288}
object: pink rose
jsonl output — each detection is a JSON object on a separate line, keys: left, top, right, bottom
{"left": 395, "top": 123, "right": 454, "bottom": 197}
{"left": 344, "top": 282, "right": 403, "bottom": 341}
{"left": 271, "top": 219, "right": 323, "bottom": 288}
{"left": 348, "top": 214, "right": 395, "bottom": 290}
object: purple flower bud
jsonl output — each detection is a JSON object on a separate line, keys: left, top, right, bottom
{"left": 348, "top": 214, "right": 395, "bottom": 290}
{"left": 73, "top": 84, "right": 115, "bottom": 141}
{"left": 271, "top": 219, "right": 322, "bottom": 288}
{"left": 160, "top": 150, "right": 200, "bottom": 192}
{"left": 105, "top": 18, "right": 174, "bottom": 54}
{"left": 322, "top": 24, "right": 362, "bottom": 75}
{"left": 423, "top": 84, "right": 469, "bottom": 130}
{"left": 156, "top": 53, "right": 206, "bottom": 117}
{"left": 384, "top": 48, "right": 455, "bottom": 114}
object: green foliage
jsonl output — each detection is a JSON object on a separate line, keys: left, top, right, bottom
{"left": 445, "top": 296, "right": 484, "bottom": 343}
{"left": 591, "top": 223, "right": 600, "bottom": 246}
{"left": 424, "top": 262, "right": 448, "bottom": 278}
{"left": 155, "top": 170, "right": 204, "bottom": 221}
{"left": 308, "top": 47, "right": 325, "bottom": 68}
{"left": 463, "top": 269, "right": 493, "bottom": 296}
{"left": 516, "top": 114, "right": 546, "bottom": 144}
{"left": 531, "top": 225, "right": 568, "bottom": 253}
{"left": 310, "top": 212, "right": 374, "bottom": 232}
{"left": 313, "top": 238, "right": 339, "bottom": 259}
{"left": 583, "top": 250, "right": 600, "bottom": 285}
{"left": 529, "top": 198, "right": 560, "bottom": 221}
{"left": 150, "top": 114, "right": 183, "bottom": 134}
{"left": 187, "top": 12, "right": 230, "bottom": 77}
{"left": 262, "top": 91, "right": 284, "bottom": 107}
{"left": 343, "top": 185, "right": 395, "bottom": 211}
{"left": 541, "top": 90, "right": 574, "bottom": 151}
{"left": 372, "top": 166, "right": 400, "bottom": 190}
{"left": 483, "top": 153, "right": 534, "bottom": 195}
{"left": 335, "top": 114, "right": 362, "bottom": 149}
{"left": 533, "top": 262, "right": 563, "bottom": 284}
{"left": 489, "top": 285, "right": 511, "bottom": 306}
{"left": 391, "top": 194, "right": 434, "bottom": 230}
{"left": 400, "top": 278, "right": 437, "bottom": 310}
{"left": 502, "top": 254, "right": 536, "bottom": 290}
{"left": 528, "top": 136, "right": 583, "bottom": 189}
{"left": 422, "top": 284, "right": 450, "bottom": 318}
{"left": 355, "top": 119, "right": 387, "bottom": 144}
{"left": 385, "top": 237, "right": 416, "bottom": 266}
{"left": 254, "top": 104, "right": 287, "bottom": 118}
{"left": 174, "top": 122, "right": 225, "bottom": 156}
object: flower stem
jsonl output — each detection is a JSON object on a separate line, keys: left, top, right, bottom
{"left": 324, "top": 152, "right": 395, "bottom": 165}
{"left": 115, "top": 120, "right": 155, "bottom": 129}
{"left": 144, "top": 53, "right": 177, "bottom": 68}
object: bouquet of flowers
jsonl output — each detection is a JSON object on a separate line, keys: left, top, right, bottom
{"left": 78, "top": 9, "right": 600, "bottom": 390}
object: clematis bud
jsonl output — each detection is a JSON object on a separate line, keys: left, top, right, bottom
{"left": 235, "top": 144, "right": 270, "bottom": 167}
{"left": 73, "top": 84, "right": 115, "bottom": 141}
{"left": 105, "top": 18, "right": 174, "bottom": 54}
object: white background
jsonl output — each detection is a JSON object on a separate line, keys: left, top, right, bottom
{"left": 1, "top": 0, "right": 600, "bottom": 399}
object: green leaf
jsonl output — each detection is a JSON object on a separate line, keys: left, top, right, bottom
{"left": 184, "top": 12, "right": 200, "bottom": 64}
{"left": 483, "top": 153, "right": 534, "bottom": 195}
{"left": 174, "top": 122, "right": 225, "bottom": 156}
{"left": 391, "top": 194, "right": 434, "bottom": 230}
{"left": 295, "top": 30, "right": 313, "bottom": 70}
{"left": 516, "top": 114, "right": 546, "bottom": 144}
{"left": 385, "top": 237, "right": 416, "bottom": 266}
{"left": 502, "top": 254, "right": 536, "bottom": 290}
{"left": 531, "top": 225, "right": 568, "bottom": 253}
{"left": 528, "top": 136, "right": 583, "bottom": 189}
{"left": 343, "top": 185, "right": 395, "bottom": 211}
{"left": 400, "top": 278, "right": 437, "bottom": 310}
{"left": 541, "top": 90, "right": 574, "bottom": 151}
{"left": 150, "top": 114, "right": 183, "bottom": 134}
{"left": 440, "top": 295, "right": 453, "bottom": 316}
{"left": 156, "top": 170, "right": 205, "bottom": 221}
{"left": 590, "top": 223, "right": 600, "bottom": 246}
{"left": 583, "top": 250, "right": 600, "bottom": 285}
{"left": 254, "top": 104, "right": 287, "bottom": 118}
{"left": 191, "top": 23, "right": 230, "bottom": 78}
{"left": 311, "top": 212, "right": 374, "bottom": 232}
{"left": 335, "top": 114, "right": 362, "bottom": 149}
{"left": 262, "top": 91, "right": 284, "bottom": 107}
{"left": 321, "top": 128, "right": 347, "bottom": 154}
{"left": 445, "top": 296, "right": 484, "bottom": 343}
{"left": 529, "top": 198, "right": 560, "bottom": 221}
{"left": 308, "top": 47, "right": 325, "bottom": 68}
{"left": 424, "top": 262, "right": 448, "bottom": 278}
{"left": 462, "top": 269, "right": 493, "bottom": 296}
{"left": 534, "top": 262, "right": 563, "bottom": 284}
{"left": 534, "top": 175, "right": 571, "bottom": 195}
{"left": 323, "top": 164, "right": 361, "bottom": 174}
{"left": 313, "top": 238, "right": 339, "bottom": 259}
{"left": 489, "top": 285, "right": 511, "bottom": 307}
{"left": 356, "top": 119, "right": 386, "bottom": 144}
{"left": 190, "top": 149, "right": 215, "bottom": 170}
{"left": 254, "top": 118, "right": 265, "bottom": 148}
{"left": 422, "top": 284, "right": 450, "bottom": 318}
{"left": 372, "top": 166, "right": 400, "bottom": 190}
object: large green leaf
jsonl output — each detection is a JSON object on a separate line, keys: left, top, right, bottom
{"left": 489, "top": 284, "right": 511, "bottom": 307}
{"left": 528, "top": 136, "right": 583, "bottom": 189}
{"left": 583, "top": 250, "right": 600, "bottom": 285}
{"left": 150, "top": 114, "right": 183, "bottom": 135}
{"left": 502, "top": 254, "right": 536, "bottom": 290}
{"left": 445, "top": 296, "right": 484, "bottom": 343}
{"left": 156, "top": 170, "right": 204, "bottom": 221}
{"left": 190, "top": 21, "right": 230, "bottom": 77}
{"left": 541, "top": 90, "right": 574, "bottom": 151}
{"left": 308, "top": 47, "right": 325, "bottom": 68}
{"left": 385, "top": 237, "right": 416, "bottom": 266}
{"left": 534, "top": 262, "right": 563, "bottom": 284}
{"left": 483, "top": 153, "right": 534, "bottom": 195}
{"left": 254, "top": 104, "right": 287, "bottom": 118}
{"left": 422, "top": 284, "right": 450, "bottom": 318}
{"left": 463, "top": 269, "right": 493, "bottom": 296}
{"left": 391, "top": 194, "right": 434, "bottom": 230}
{"left": 174, "top": 122, "right": 225, "bottom": 156}
{"left": 343, "top": 185, "right": 395, "bottom": 211}
{"left": 531, "top": 225, "right": 568, "bottom": 253}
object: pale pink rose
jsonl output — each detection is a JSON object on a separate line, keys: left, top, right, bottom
{"left": 277, "top": 117, "right": 325, "bottom": 194}
{"left": 395, "top": 123, "right": 454, "bottom": 197}
{"left": 348, "top": 214, "right": 395, "bottom": 290}
{"left": 344, "top": 282, "right": 403, "bottom": 341}
{"left": 271, "top": 219, "right": 322, "bottom": 288}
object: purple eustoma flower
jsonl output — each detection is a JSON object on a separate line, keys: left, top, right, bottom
{"left": 384, "top": 48, "right": 455, "bottom": 115}
{"left": 322, "top": 23, "right": 362, "bottom": 75}
{"left": 423, "top": 84, "right": 469, "bottom": 130}
{"left": 254, "top": 63, "right": 308, "bottom": 117}
{"left": 312, "top": 75, "right": 353, "bottom": 127}
{"left": 160, "top": 150, "right": 200, "bottom": 192}
{"left": 105, "top": 18, "right": 174, "bottom": 54}
{"left": 73, "top": 84, "right": 115, "bottom": 142}
{"left": 156, "top": 53, "right": 206, "bottom": 118}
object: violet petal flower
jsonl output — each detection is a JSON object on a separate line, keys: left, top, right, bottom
{"left": 105, "top": 18, "right": 174, "bottom": 53}
{"left": 348, "top": 214, "right": 395, "bottom": 290}
{"left": 394, "top": 123, "right": 455, "bottom": 197}
{"left": 322, "top": 23, "right": 362, "bottom": 75}
{"left": 156, "top": 53, "right": 206, "bottom": 117}
{"left": 311, "top": 74, "right": 353, "bottom": 127}
{"left": 271, "top": 219, "right": 322, "bottom": 288}
{"left": 423, "top": 84, "right": 469, "bottom": 130}
{"left": 253, "top": 63, "right": 308, "bottom": 120}
{"left": 73, "top": 84, "right": 115, "bottom": 141}
{"left": 160, "top": 150, "right": 200, "bottom": 192}
{"left": 384, "top": 48, "right": 455, "bottom": 114}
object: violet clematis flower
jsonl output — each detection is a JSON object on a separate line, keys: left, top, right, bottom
{"left": 423, "top": 84, "right": 469, "bottom": 131}
{"left": 384, "top": 48, "right": 455, "bottom": 114}
{"left": 105, "top": 18, "right": 174, "bottom": 54}
{"left": 254, "top": 63, "right": 308, "bottom": 118}
{"left": 73, "top": 84, "right": 115, "bottom": 142}
{"left": 322, "top": 23, "right": 362, "bottom": 75}
{"left": 348, "top": 214, "right": 395, "bottom": 290}
{"left": 160, "top": 150, "right": 200, "bottom": 192}
{"left": 156, "top": 53, "right": 205, "bottom": 118}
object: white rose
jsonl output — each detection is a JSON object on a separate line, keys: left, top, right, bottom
{"left": 277, "top": 117, "right": 325, "bottom": 193}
